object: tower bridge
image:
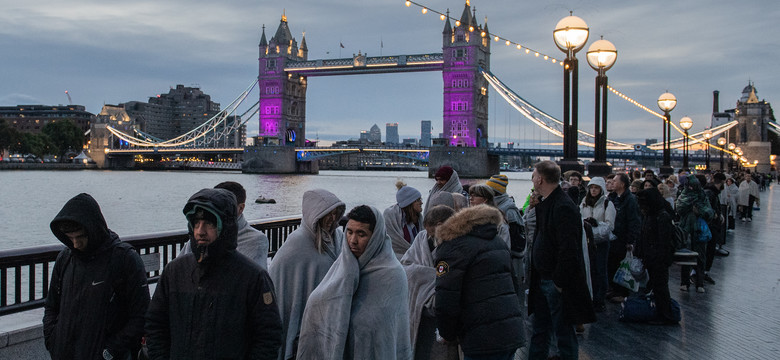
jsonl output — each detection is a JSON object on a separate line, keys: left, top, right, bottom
{"left": 90, "top": 2, "right": 772, "bottom": 175}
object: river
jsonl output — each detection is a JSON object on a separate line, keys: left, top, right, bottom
{"left": 0, "top": 170, "right": 533, "bottom": 250}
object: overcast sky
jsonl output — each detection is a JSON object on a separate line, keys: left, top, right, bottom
{"left": 1, "top": 0, "right": 777, "bottom": 145}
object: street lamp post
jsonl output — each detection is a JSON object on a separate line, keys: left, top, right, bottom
{"left": 585, "top": 37, "right": 617, "bottom": 177}
{"left": 679, "top": 116, "right": 693, "bottom": 170}
{"left": 703, "top": 130, "right": 712, "bottom": 173}
{"left": 717, "top": 136, "right": 727, "bottom": 171}
{"left": 728, "top": 143, "right": 736, "bottom": 171}
{"left": 553, "top": 12, "right": 589, "bottom": 173}
{"left": 658, "top": 92, "right": 677, "bottom": 175}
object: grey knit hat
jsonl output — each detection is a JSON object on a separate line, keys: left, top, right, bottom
{"left": 396, "top": 185, "right": 422, "bottom": 208}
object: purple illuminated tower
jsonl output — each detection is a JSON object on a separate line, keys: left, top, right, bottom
{"left": 442, "top": 2, "right": 490, "bottom": 147}
{"left": 258, "top": 13, "right": 308, "bottom": 146}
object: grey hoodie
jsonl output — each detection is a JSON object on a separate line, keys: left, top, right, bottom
{"left": 269, "top": 189, "right": 345, "bottom": 360}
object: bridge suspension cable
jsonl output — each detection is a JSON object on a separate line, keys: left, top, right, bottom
{"left": 106, "top": 80, "right": 258, "bottom": 148}
{"left": 482, "top": 68, "right": 634, "bottom": 150}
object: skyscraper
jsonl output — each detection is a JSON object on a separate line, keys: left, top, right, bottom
{"left": 369, "top": 124, "right": 382, "bottom": 144}
{"left": 420, "top": 120, "right": 432, "bottom": 147}
{"left": 386, "top": 123, "right": 399, "bottom": 145}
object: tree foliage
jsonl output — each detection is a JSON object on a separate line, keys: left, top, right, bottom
{"left": 0, "top": 119, "right": 21, "bottom": 152}
{"left": 42, "top": 119, "right": 85, "bottom": 161}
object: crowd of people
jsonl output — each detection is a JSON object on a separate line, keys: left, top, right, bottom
{"left": 40, "top": 164, "right": 770, "bottom": 360}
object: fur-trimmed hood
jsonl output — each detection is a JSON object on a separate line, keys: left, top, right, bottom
{"left": 436, "top": 204, "right": 504, "bottom": 244}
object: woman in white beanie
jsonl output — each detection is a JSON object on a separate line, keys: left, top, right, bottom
{"left": 579, "top": 176, "right": 616, "bottom": 313}
{"left": 384, "top": 180, "right": 424, "bottom": 259}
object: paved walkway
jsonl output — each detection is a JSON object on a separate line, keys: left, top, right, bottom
{"left": 574, "top": 183, "right": 780, "bottom": 359}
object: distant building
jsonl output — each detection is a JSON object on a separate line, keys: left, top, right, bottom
{"left": 121, "top": 85, "right": 221, "bottom": 141}
{"left": 369, "top": 124, "right": 382, "bottom": 144}
{"left": 359, "top": 130, "right": 369, "bottom": 143}
{"left": 420, "top": 120, "right": 432, "bottom": 147}
{"left": 645, "top": 139, "right": 658, "bottom": 146}
{"left": 386, "top": 123, "right": 399, "bottom": 145}
{"left": 402, "top": 138, "right": 417, "bottom": 146}
{"left": 714, "top": 82, "right": 776, "bottom": 172}
{"left": 0, "top": 105, "right": 92, "bottom": 134}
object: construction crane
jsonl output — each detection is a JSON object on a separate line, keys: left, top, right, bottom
{"left": 65, "top": 90, "right": 72, "bottom": 105}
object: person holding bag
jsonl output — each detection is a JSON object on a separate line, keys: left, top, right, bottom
{"left": 579, "top": 177, "right": 616, "bottom": 313}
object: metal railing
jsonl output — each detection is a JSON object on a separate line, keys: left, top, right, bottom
{"left": 0, "top": 215, "right": 301, "bottom": 316}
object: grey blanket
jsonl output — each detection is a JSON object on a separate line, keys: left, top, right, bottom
{"left": 298, "top": 206, "right": 412, "bottom": 360}
{"left": 424, "top": 170, "right": 463, "bottom": 214}
{"left": 269, "top": 189, "right": 345, "bottom": 360}
{"left": 384, "top": 204, "right": 424, "bottom": 260}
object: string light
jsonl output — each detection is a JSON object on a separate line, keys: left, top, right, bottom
{"left": 404, "top": 1, "right": 743, "bottom": 158}
{"left": 606, "top": 85, "right": 739, "bottom": 156}
{"left": 403, "top": 0, "right": 562, "bottom": 66}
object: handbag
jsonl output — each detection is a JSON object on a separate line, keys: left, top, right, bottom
{"left": 696, "top": 217, "right": 712, "bottom": 243}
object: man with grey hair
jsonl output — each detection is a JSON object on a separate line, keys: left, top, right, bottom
{"left": 528, "top": 161, "right": 595, "bottom": 360}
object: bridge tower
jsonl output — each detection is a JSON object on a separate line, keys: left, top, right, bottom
{"left": 258, "top": 13, "right": 308, "bottom": 147}
{"left": 441, "top": 1, "right": 490, "bottom": 147}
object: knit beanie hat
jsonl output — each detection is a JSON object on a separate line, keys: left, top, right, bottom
{"left": 185, "top": 205, "right": 223, "bottom": 236}
{"left": 435, "top": 166, "right": 454, "bottom": 181}
{"left": 486, "top": 174, "right": 508, "bottom": 194}
{"left": 396, "top": 185, "right": 422, "bottom": 208}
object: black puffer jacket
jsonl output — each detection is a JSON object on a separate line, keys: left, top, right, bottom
{"left": 635, "top": 188, "right": 675, "bottom": 267}
{"left": 145, "top": 188, "right": 282, "bottom": 360}
{"left": 434, "top": 205, "right": 524, "bottom": 356}
{"left": 44, "top": 193, "right": 150, "bottom": 360}
{"left": 610, "top": 190, "right": 641, "bottom": 246}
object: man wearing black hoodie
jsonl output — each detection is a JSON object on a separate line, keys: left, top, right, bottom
{"left": 145, "top": 188, "right": 281, "bottom": 360}
{"left": 44, "top": 193, "right": 150, "bottom": 360}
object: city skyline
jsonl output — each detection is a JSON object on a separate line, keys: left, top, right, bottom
{"left": 1, "top": 0, "right": 777, "bottom": 145}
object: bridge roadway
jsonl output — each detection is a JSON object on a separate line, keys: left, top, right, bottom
{"left": 106, "top": 146, "right": 708, "bottom": 163}
{"left": 3, "top": 184, "right": 779, "bottom": 358}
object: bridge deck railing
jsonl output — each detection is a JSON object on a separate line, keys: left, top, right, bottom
{"left": 0, "top": 215, "right": 301, "bottom": 316}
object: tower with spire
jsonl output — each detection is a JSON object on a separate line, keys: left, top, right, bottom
{"left": 441, "top": 1, "right": 491, "bottom": 147}
{"left": 258, "top": 12, "right": 308, "bottom": 146}
{"left": 713, "top": 81, "right": 776, "bottom": 172}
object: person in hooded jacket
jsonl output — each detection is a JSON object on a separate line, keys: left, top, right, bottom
{"left": 145, "top": 188, "right": 282, "bottom": 360}
{"left": 579, "top": 177, "right": 615, "bottom": 313}
{"left": 44, "top": 193, "right": 150, "bottom": 360}
{"left": 676, "top": 175, "right": 714, "bottom": 293}
{"left": 385, "top": 181, "right": 424, "bottom": 260}
{"left": 180, "top": 181, "right": 270, "bottom": 270}
{"left": 424, "top": 166, "right": 463, "bottom": 215}
{"left": 635, "top": 188, "right": 677, "bottom": 324}
{"left": 269, "top": 189, "right": 345, "bottom": 360}
{"left": 434, "top": 204, "right": 525, "bottom": 360}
